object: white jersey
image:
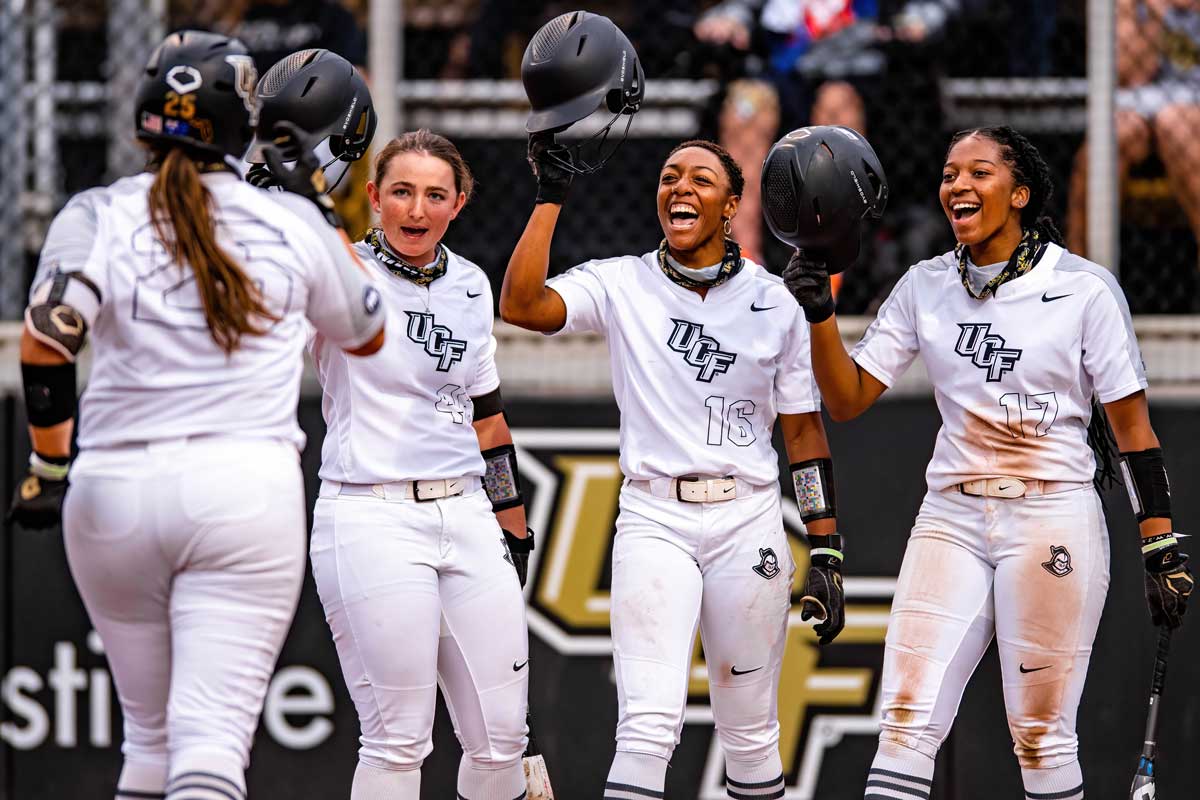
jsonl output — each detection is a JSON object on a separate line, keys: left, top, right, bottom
{"left": 851, "top": 243, "right": 1147, "bottom": 491}
{"left": 312, "top": 243, "right": 499, "bottom": 483}
{"left": 548, "top": 252, "right": 820, "bottom": 485}
{"left": 31, "top": 172, "right": 384, "bottom": 450}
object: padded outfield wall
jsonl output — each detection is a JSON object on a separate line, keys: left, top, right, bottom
{"left": 0, "top": 394, "right": 1197, "bottom": 799}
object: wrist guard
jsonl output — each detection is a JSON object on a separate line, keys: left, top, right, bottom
{"left": 483, "top": 444, "right": 523, "bottom": 512}
{"left": 806, "top": 533, "right": 844, "bottom": 569}
{"left": 791, "top": 458, "right": 837, "bottom": 523}
{"left": 1119, "top": 448, "right": 1172, "bottom": 522}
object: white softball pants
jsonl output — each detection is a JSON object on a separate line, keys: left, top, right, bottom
{"left": 309, "top": 482, "right": 529, "bottom": 773}
{"left": 610, "top": 482, "right": 795, "bottom": 763}
{"left": 878, "top": 485, "right": 1110, "bottom": 769}
{"left": 63, "top": 436, "right": 307, "bottom": 800}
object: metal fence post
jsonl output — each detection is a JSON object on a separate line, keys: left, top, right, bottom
{"left": 1086, "top": 0, "right": 1118, "bottom": 273}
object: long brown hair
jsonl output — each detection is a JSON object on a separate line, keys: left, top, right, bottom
{"left": 373, "top": 129, "right": 474, "bottom": 203}
{"left": 148, "top": 148, "right": 276, "bottom": 354}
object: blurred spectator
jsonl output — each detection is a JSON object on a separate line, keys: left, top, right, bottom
{"left": 694, "top": 0, "right": 958, "bottom": 264}
{"left": 1067, "top": 0, "right": 1200, "bottom": 262}
{"left": 195, "top": 0, "right": 366, "bottom": 73}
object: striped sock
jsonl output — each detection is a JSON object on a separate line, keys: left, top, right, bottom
{"left": 604, "top": 751, "right": 668, "bottom": 800}
{"left": 164, "top": 771, "right": 245, "bottom": 800}
{"left": 457, "top": 757, "right": 527, "bottom": 800}
{"left": 1021, "top": 761, "right": 1084, "bottom": 800}
{"left": 864, "top": 740, "right": 935, "bottom": 800}
{"left": 726, "top": 755, "right": 784, "bottom": 800}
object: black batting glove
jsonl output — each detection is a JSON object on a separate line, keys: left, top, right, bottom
{"left": 245, "top": 162, "right": 280, "bottom": 190}
{"left": 262, "top": 121, "right": 342, "bottom": 228}
{"left": 504, "top": 527, "right": 535, "bottom": 588}
{"left": 527, "top": 132, "right": 574, "bottom": 205}
{"left": 783, "top": 249, "right": 835, "bottom": 323}
{"left": 800, "top": 534, "right": 845, "bottom": 645}
{"left": 7, "top": 453, "right": 70, "bottom": 530}
{"left": 1143, "top": 536, "right": 1194, "bottom": 628}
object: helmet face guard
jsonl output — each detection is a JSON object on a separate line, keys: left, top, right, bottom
{"left": 521, "top": 11, "right": 645, "bottom": 174}
{"left": 761, "top": 125, "right": 889, "bottom": 274}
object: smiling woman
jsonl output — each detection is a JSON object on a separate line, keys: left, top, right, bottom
{"left": 501, "top": 133, "right": 843, "bottom": 800}
{"left": 783, "top": 125, "right": 1194, "bottom": 800}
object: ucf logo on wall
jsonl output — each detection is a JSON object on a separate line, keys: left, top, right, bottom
{"left": 514, "top": 429, "right": 896, "bottom": 799}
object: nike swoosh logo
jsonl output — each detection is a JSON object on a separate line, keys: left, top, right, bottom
{"left": 467, "top": 290, "right": 483, "bottom": 298}
{"left": 1019, "top": 663, "right": 1051, "bottom": 673}
{"left": 997, "top": 484, "right": 1010, "bottom": 491}
{"left": 513, "top": 660, "right": 529, "bottom": 671}
{"left": 723, "top": 486, "right": 735, "bottom": 493}
{"left": 750, "top": 302, "right": 777, "bottom": 312}
{"left": 730, "top": 665, "right": 763, "bottom": 675}
{"left": 1041, "top": 292, "right": 1071, "bottom": 302}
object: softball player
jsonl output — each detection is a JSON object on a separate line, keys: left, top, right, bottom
{"left": 304, "top": 130, "right": 532, "bottom": 800}
{"left": 7, "top": 31, "right": 385, "bottom": 800}
{"left": 784, "top": 125, "right": 1194, "bottom": 800}
{"left": 501, "top": 137, "right": 843, "bottom": 800}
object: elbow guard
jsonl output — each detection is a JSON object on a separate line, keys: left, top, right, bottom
{"left": 25, "top": 271, "right": 101, "bottom": 362}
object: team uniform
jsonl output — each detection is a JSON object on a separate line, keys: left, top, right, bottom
{"left": 34, "top": 173, "right": 383, "bottom": 799}
{"left": 850, "top": 243, "right": 1144, "bottom": 799}
{"left": 547, "top": 251, "right": 821, "bottom": 799}
{"left": 308, "top": 241, "right": 529, "bottom": 797}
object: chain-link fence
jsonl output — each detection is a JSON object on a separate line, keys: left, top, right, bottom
{"left": 2, "top": 1, "right": 1199, "bottom": 315}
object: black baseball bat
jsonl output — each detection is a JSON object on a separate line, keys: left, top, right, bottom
{"left": 1129, "top": 627, "right": 1172, "bottom": 799}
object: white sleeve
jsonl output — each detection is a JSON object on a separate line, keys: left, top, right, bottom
{"left": 470, "top": 333, "right": 501, "bottom": 397}
{"left": 30, "top": 192, "right": 108, "bottom": 308}
{"left": 775, "top": 306, "right": 821, "bottom": 414}
{"left": 277, "top": 196, "right": 386, "bottom": 350}
{"left": 850, "top": 270, "right": 920, "bottom": 388}
{"left": 545, "top": 260, "right": 611, "bottom": 335}
{"left": 1082, "top": 275, "right": 1148, "bottom": 403}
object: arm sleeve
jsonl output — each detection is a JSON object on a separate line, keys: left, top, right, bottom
{"left": 30, "top": 192, "right": 108, "bottom": 302}
{"left": 545, "top": 260, "right": 612, "bottom": 335}
{"left": 277, "top": 196, "right": 385, "bottom": 350}
{"left": 774, "top": 305, "right": 821, "bottom": 414}
{"left": 1081, "top": 275, "right": 1148, "bottom": 402}
{"left": 849, "top": 269, "right": 921, "bottom": 388}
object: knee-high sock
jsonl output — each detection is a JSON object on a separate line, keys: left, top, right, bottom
{"left": 457, "top": 757, "right": 527, "bottom": 800}
{"left": 865, "top": 740, "right": 935, "bottom": 800}
{"left": 605, "top": 751, "right": 668, "bottom": 799}
{"left": 351, "top": 762, "right": 421, "bottom": 800}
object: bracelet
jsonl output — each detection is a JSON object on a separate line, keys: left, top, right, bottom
{"left": 30, "top": 452, "right": 69, "bottom": 481}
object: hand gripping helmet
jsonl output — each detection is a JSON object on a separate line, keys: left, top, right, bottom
{"left": 521, "top": 11, "right": 645, "bottom": 173}
{"left": 761, "top": 126, "right": 889, "bottom": 274}
{"left": 135, "top": 30, "right": 259, "bottom": 161}
{"left": 245, "top": 49, "right": 376, "bottom": 189}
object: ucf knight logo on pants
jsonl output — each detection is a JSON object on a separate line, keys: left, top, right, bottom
{"left": 667, "top": 318, "right": 737, "bottom": 382}
{"left": 405, "top": 311, "right": 467, "bottom": 371}
{"left": 954, "top": 323, "right": 1022, "bottom": 381}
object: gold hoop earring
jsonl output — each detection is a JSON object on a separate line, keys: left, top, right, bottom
{"left": 723, "top": 218, "right": 732, "bottom": 237}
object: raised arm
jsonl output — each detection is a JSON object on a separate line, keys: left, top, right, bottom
{"left": 783, "top": 251, "right": 889, "bottom": 420}
{"left": 499, "top": 204, "right": 568, "bottom": 332}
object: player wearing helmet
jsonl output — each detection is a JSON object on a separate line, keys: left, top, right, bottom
{"left": 500, "top": 14, "right": 844, "bottom": 800}
{"left": 783, "top": 125, "right": 1194, "bottom": 800}
{"left": 7, "top": 29, "right": 386, "bottom": 800}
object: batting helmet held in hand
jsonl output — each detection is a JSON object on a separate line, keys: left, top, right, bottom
{"left": 762, "top": 126, "right": 888, "bottom": 274}
{"left": 521, "top": 11, "right": 644, "bottom": 135}
{"left": 135, "top": 30, "right": 259, "bottom": 161}
{"left": 246, "top": 49, "right": 376, "bottom": 166}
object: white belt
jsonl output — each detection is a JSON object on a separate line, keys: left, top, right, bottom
{"left": 954, "top": 477, "right": 1089, "bottom": 499}
{"left": 627, "top": 476, "right": 764, "bottom": 503}
{"left": 320, "top": 477, "right": 479, "bottom": 502}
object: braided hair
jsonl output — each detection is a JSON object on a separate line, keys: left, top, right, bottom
{"left": 665, "top": 139, "right": 745, "bottom": 198}
{"left": 947, "top": 125, "right": 1064, "bottom": 246}
{"left": 951, "top": 126, "right": 1117, "bottom": 490}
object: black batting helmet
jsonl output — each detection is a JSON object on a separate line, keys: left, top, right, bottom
{"left": 762, "top": 126, "right": 889, "bottom": 274}
{"left": 246, "top": 49, "right": 376, "bottom": 166}
{"left": 135, "top": 30, "right": 259, "bottom": 161}
{"left": 521, "top": 11, "right": 644, "bottom": 135}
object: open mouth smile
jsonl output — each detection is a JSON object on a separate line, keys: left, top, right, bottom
{"left": 667, "top": 202, "right": 700, "bottom": 231}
